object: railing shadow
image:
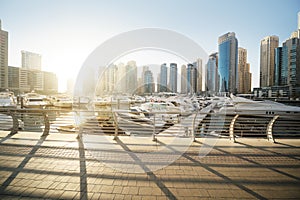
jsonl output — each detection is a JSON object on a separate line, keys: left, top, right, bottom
{"left": 163, "top": 140, "right": 268, "bottom": 200}
{"left": 77, "top": 131, "right": 88, "bottom": 200}
{"left": 0, "top": 134, "right": 48, "bottom": 194}
{"left": 115, "top": 137, "right": 177, "bottom": 200}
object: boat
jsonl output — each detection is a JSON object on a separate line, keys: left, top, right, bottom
{"left": 115, "top": 106, "right": 169, "bottom": 136}
{"left": 52, "top": 95, "right": 73, "bottom": 108}
{"left": 94, "top": 96, "right": 110, "bottom": 106}
{"left": 140, "top": 101, "right": 181, "bottom": 123}
{"left": 0, "top": 92, "right": 17, "bottom": 108}
{"left": 217, "top": 96, "right": 300, "bottom": 117}
{"left": 166, "top": 95, "right": 200, "bottom": 114}
{"left": 22, "top": 92, "right": 49, "bottom": 108}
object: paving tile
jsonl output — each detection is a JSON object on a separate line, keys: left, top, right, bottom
{"left": 59, "top": 190, "right": 78, "bottom": 199}
{"left": 0, "top": 131, "right": 299, "bottom": 199}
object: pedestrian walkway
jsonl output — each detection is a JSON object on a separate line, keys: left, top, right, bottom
{"left": 0, "top": 131, "right": 299, "bottom": 199}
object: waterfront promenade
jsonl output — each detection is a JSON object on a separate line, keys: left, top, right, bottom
{"left": 0, "top": 131, "right": 299, "bottom": 199}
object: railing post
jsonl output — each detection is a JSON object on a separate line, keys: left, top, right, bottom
{"left": 9, "top": 110, "right": 19, "bottom": 135}
{"left": 229, "top": 114, "right": 239, "bottom": 142}
{"left": 152, "top": 114, "right": 157, "bottom": 141}
{"left": 192, "top": 113, "right": 197, "bottom": 142}
{"left": 42, "top": 111, "right": 50, "bottom": 136}
{"left": 113, "top": 111, "right": 119, "bottom": 140}
{"left": 266, "top": 115, "right": 279, "bottom": 143}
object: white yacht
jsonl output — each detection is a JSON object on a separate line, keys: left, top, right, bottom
{"left": 0, "top": 92, "right": 17, "bottom": 108}
{"left": 115, "top": 106, "right": 168, "bottom": 136}
{"left": 22, "top": 92, "right": 48, "bottom": 108}
{"left": 140, "top": 102, "right": 181, "bottom": 123}
{"left": 218, "top": 96, "right": 300, "bottom": 117}
{"left": 52, "top": 95, "right": 73, "bottom": 108}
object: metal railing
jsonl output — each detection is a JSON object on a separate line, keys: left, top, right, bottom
{"left": 1, "top": 107, "right": 300, "bottom": 142}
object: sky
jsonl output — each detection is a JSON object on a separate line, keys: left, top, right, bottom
{"left": 0, "top": 0, "right": 299, "bottom": 92}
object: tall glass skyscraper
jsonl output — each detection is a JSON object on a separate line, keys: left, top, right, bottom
{"left": 169, "top": 63, "right": 177, "bottom": 93}
{"left": 218, "top": 32, "right": 238, "bottom": 93}
{"left": 206, "top": 52, "right": 218, "bottom": 93}
{"left": 274, "top": 47, "right": 283, "bottom": 86}
{"left": 144, "top": 69, "right": 154, "bottom": 94}
{"left": 282, "top": 37, "right": 300, "bottom": 87}
{"left": 159, "top": 63, "right": 168, "bottom": 92}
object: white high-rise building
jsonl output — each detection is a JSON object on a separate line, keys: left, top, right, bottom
{"left": 126, "top": 61, "right": 137, "bottom": 94}
{"left": 260, "top": 35, "right": 279, "bottom": 87}
{"left": 21, "top": 50, "right": 42, "bottom": 71}
{"left": 238, "top": 47, "right": 252, "bottom": 93}
{"left": 193, "top": 58, "right": 202, "bottom": 93}
{"left": 181, "top": 65, "right": 187, "bottom": 94}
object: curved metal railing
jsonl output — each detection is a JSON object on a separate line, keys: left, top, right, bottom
{"left": 1, "top": 106, "right": 300, "bottom": 142}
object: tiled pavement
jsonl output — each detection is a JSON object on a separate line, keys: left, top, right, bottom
{"left": 0, "top": 131, "right": 299, "bottom": 199}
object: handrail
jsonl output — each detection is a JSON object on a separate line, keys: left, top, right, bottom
{"left": 0, "top": 107, "right": 299, "bottom": 142}
{"left": 229, "top": 114, "right": 239, "bottom": 142}
{"left": 266, "top": 115, "right": 279, "bottom": 143}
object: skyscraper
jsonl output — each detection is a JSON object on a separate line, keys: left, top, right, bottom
{"left": 181, "top": 65, "right": 187, "bottom": 94}
{"left": 0, "top": 20, "right": 8, "bottom": 90}
{"left": 144, "top": 69, "right": 154, "bottom": 94}
{"left": 218, "top": 32, "right": 238, "bottom": 93}
{"left": 187, "top": 63, "right": 197, "bottom": 93}
{"left": 274, "top": 47, "right": 283, "bottom": 86}
{"left": 193, "top": 58, "right": 202, "bottom": 93}
{"left": 275, "top": 12, "right": 300, "bottom": 89}
{"left": 116, "top": 63, "right": 126, "bottom": 93}
{"left": 260, "top": 35, "right": 279, "bottom": 87}
{"left": 206, "top": 52, "right": 218, "bottom": 93}
{"left": 238, "top": 47, "right": 252, "bottom": 93}
{"left": 283, "top": 37, "right": 300, "bottom": 86}
{"left": 21, "top": 50, "right": 42, "bottom": 71}
{"left": 159, "top": 63, "right": 168, "bottom": 92}
{"left": 169, "top": 63, "right": 177, "bottom": 93}
{"left": 126, "top": 61, "right": 137, "bottom": 94}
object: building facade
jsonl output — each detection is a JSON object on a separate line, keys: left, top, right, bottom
{"left": 7, "top": 66, "right": 57, "bottom": 94}
{"left": 159, "top": 63, "right": 168, "bottom": 92}
{"left": 274, "top": 47, "right": 283, "bottom": 86}
{"left": 206, "top": 52, "right": 218, "bottom": 93}
{"left": 187, "top": 63, "right": 197, "bottom": 94}
{"left": 181, "top": 65, "right": 187, "bottom": 94}
{"left": 238, "top": 47, "right": 252, "bottom": 93}
{"left": 218, "top": 32, "right": 238, "bottom": 94}
{"left": 260, "top": 35, "right": 279, "bottom": 87}
{"left": 144, "top": 69, "right": 154, "bottom": 94}
{"left": 193, "top": 58, "right": 202, "bottom": 93}
{"left": 125, "top": 61, "right": 137, "bottom": 94}
{"left": 21, "top": 50, "right": 42, "bottom": 71}
{"left": 169, "top": 63, "right": 177, "bottom": 93}
{"left": 0, "top": 20, "right": 8, "bottom": 90}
